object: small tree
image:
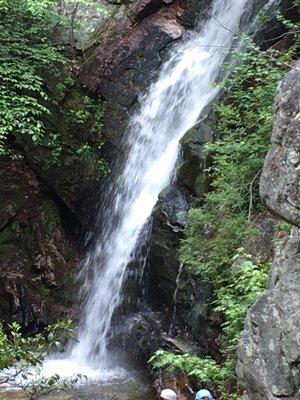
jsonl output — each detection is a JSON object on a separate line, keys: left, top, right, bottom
{"left": 0, "top": 319, "right": 82, "bottom": 399}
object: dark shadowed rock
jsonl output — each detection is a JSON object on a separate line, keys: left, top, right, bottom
{"left": 152, "top": 370, "right": 194, "bottom": 400}
{"left": 260, "top": 60, "right": 300, "bottom": 227}
{"left": 78, "top": 0, "right": 190, "bottom": 146}
{"left": 177, "top": 108, "right": 216, "bottom": 197}
{"left": 147, "top": 186, "right": 190, "bottom": 309}
{"left": 0, "top": 158, "right": 77, "bottom": 330}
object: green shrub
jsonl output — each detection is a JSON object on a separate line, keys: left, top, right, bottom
{"left": 149, "top": 253, "right": 268, "bottom": 399}
{"left": 0, "top": 319, "right": 81, "bottom": 399}
{"left": 149, "top": 350, "right": 237, "bottom": 400}
{"left": 0, "top": 0, "right": 64, "bottom": 153}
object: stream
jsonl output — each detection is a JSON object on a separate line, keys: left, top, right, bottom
{"left": 0, "top": 373, "right": 154, "bottom": 400}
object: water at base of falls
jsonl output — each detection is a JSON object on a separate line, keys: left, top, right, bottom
{"left": 0, "top": 362, "right": 155, "bottom": 400}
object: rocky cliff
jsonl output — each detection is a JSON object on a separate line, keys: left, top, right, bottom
{"left": 237, "top": 61, "right": 300, "bottom": 400}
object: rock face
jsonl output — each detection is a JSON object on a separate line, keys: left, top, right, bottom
{"left": 81, "top": 2, "right": 185, "bottom": 145}
{"left": 79, "top": 0, "right": 207, "bottom": 145}
{"left": 0, "top": 158, "right": 77, "bottom": 330}
{"left": 260, "top": 61, "right": 300, "bottom": 227}
{"left": 237, "top": 228, "right": 300, "bottom": 400}
{"left": 237, "top": 62, "right": 300, "bottom": 400}
{"left": 55, "top": 0, "right": 114, "bottom": 50}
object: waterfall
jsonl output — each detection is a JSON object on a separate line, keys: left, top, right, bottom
{"left": 40, "top": 0, "right": 280, "bottom": 381}
{"left": 70, "top": 0, "right": 250, "bottom": 369}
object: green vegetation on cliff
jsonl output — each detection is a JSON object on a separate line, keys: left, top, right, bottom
{"left": 0, "top": 0, "right": 108, "bottom": 174}
{"left": 0, "top": 0, "right": 63, "bottom": 153}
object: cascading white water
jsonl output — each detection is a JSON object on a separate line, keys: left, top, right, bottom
{"left": 68, "top": 0, "right": 250, "bottom": 370}
{"left": 70, "top": 0, "right": 254, "bottom": 369}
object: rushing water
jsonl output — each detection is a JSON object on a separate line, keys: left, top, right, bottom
{"left": 71, "top": 0, "right": 250, "bottom": 369}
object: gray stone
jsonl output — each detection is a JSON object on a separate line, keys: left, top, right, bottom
{"left": 55, "top": 0, "right": 114, "bottom": 50}
{"left": 237, "top": 228, "right": 300, "bottom": 400}
{"left": 260, "top": 60, "right": 300, "bottom": 227}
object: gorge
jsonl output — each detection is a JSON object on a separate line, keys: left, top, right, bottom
{"left": 0, "top": 0, "right": 299, "bottom": 399}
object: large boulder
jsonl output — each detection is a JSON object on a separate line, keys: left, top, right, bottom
{"left": 147, "top": 185, "right": 190, "bottom": 308}
{"left": 260, "top": 60, "right": 300, "bottom": 227}
{"left": 237, "top": 228, "right": 300, "bottom": 400}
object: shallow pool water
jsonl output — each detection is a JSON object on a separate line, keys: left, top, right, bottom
{"left": 0, "top": 359, "right": 155, "bottom": 400}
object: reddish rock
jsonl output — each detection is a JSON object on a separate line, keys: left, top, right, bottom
{"left": 80, "top": 0, "right": 186, "bottom": 105}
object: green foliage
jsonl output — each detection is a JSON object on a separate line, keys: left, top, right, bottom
{"left": 68, "top": 95, "right": 105, "bottom": 134}
{"left": 214, "top": 251, "right": 269, "bottom": 352}
{"left": 0, "top": 319, "right": 81, "bottom": 399}
{"left": 149, "top": 350, "right": 237, "bottom": 400}
{"left": 0, "top": 0, "right": 63, "bottom": 153}
{"left": 149, "top": 254, "right": 268, "bottom": 399}
{"left": 0, "top": 320, "right": 71, "bottom": 370}
{"left": 149, "top": 350, "right": 220, "bottom": 381}
{"left": 276, "top": 1, "right": 300, "bottom": 48}
{"left": 276, "top": 221, "right": 292, "bottom": 235}
{"left": 43, "top": 92, "right": 109, "bottom": 173}
{"left": 0, "top": 0, "right": 108, "bottom": 175}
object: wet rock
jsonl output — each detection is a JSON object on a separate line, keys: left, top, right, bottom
{"left": 123, "top": 312, "right": 164, "bottom": 360}
{"left": 0, "top": 158, "right": 77, "bottom": 330}
{"left": 152, "top": 370, "right": 194, "bottom": 400}
{"left": 260, "top": 60, "right": 300, "bottom": 227}
{"left": 144, "top": 105, "right": 216, "bottom": 342}
{"left": 0, "top": 274, "right": 35, "bottom": 327}
{"left": 147, "top": 186, "right": 190, "bottom": 309}
{"left": 175, "top": 271, "right": 214, "bottom": 347}
{"left": 80, "top": 1, "right": 185, "bottom": 101}
{"left": 78, "top": 0, "right": 190, "bottom": 148}
{"left": 177, "top": 109, "right": 216, "bottom": 197}
{"left": 145, "top": 185, "right": 215, "bottom": 352}
{"left": 237, "top": 228, "right": 300, "bottom": 400}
